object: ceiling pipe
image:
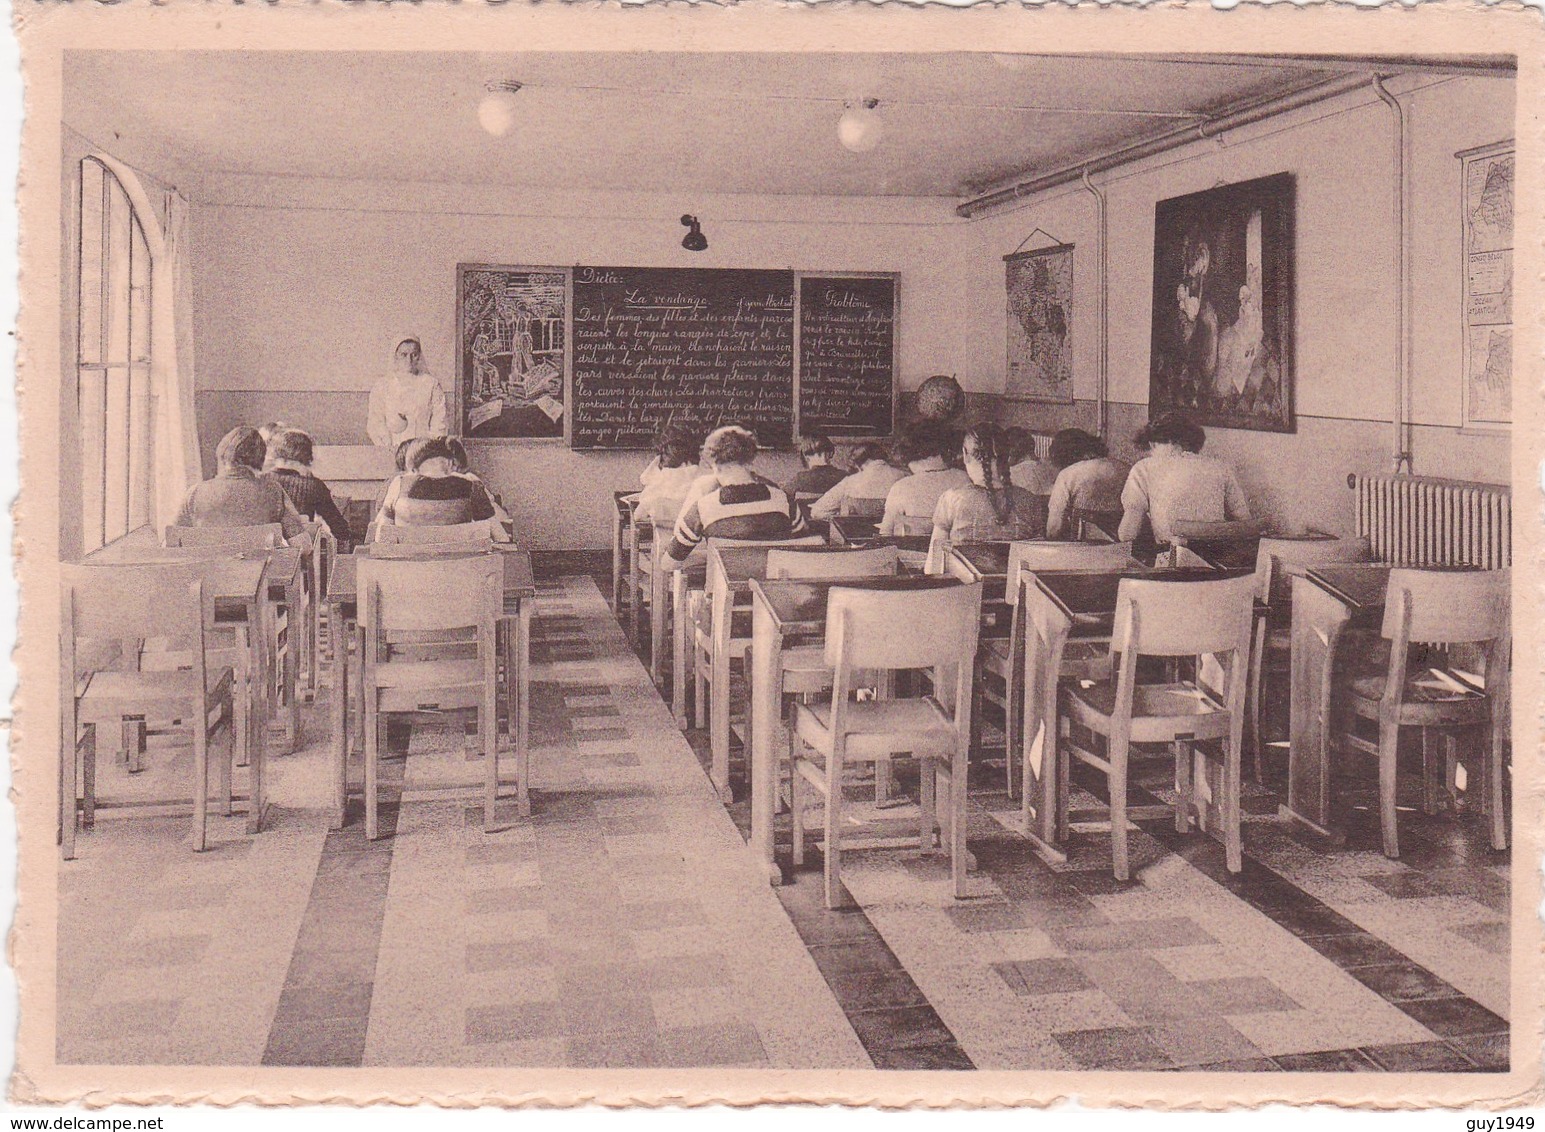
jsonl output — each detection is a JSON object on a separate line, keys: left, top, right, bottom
{"left": 1372, "top": 75, "right": 1413, "bottom": 475}
{"left": 1081, "top": 167, "right": 1109, "bottom": 441}
{"left": 957, "top": 73, "right": 1371, "bottom": 218}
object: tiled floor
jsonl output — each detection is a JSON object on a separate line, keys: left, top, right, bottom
{"left": 56, "top": 563, "right": 1510, "bottom": 1073}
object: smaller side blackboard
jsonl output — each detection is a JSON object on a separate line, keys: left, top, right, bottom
{"left": 797, "top": 273, "right": 898, "bottom": 437}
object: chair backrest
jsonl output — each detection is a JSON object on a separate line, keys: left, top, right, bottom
{"left": 1112, "top": 573, "right": 1258, "bottom": 658}
{"left": 359, "top": 553, "right": 501, "bottom": 635}
{"left": 893, "top": 514, "right": 934, "bottom": 537}
{"left": 838, "top": 496, "right": 886, "bottom": 520}
{"left": 765, "top": 545, "right": 900, "bottom": 580}
{"left": 1169, "top": 518, "right": 1262, "bottom": 543}
{"left": 713, "top": 534, "right": 826, "bottom": 550}
{"left": 61, "top": 562, "right": 205, "bottom": 648}
{"left": 165, "top": 523, "right": 282, "bottom": 550}
{"left": 1255, "top": 534, "right": 1371, "bottom": 603}
{"left": 1382, "top": 568, "right": 1510, "bottom": 645}
{"left": 375, "top": 519, "right": 497, "bottom": 545}
{"left": 1007, "top": 540, "right": 1136, "bottom": 604}
{"left": 825, "top": 581, "right": 982, "bottom": 672}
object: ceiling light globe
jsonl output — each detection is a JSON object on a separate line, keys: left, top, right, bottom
{"left": 477, "top": 91, "right": 519, "bottom": 138}
{"left": 838, "top": 103, "right": 883, "bottom": 154}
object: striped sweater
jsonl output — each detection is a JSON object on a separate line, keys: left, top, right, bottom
{"left": 666, "top": 475, "right": 809, "bottom": 561}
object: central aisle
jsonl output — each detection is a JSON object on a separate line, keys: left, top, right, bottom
{"left": 362, "top": 575, "right": 870, "bottom": 1067}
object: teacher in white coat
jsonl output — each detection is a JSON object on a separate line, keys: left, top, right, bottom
{"left": 367, "top": 338, "right": 448, "bottom": 449}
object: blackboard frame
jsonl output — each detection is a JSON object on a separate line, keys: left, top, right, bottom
{"left": 793, "top": 270, "right": 900, "bottom": 440}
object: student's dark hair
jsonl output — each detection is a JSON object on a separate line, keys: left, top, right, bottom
{"left": 1135, "top": 412, "right": 1206, "bottom": 454}
{"left": 963, "top": 424, "right": 1014, "bottom": 523}
{"left": 851, "top": 441, "right": 890, "bottom": 467}
{"left": 409, "top": 436, "right": 455, "bottom": 471}
{"left": 1048, "top": 428, "right": 1108, "bottom": 469}
{"left": 217, "top": 426, "right": 267, "bottom": 472}
{"left": 893, "top": 422, "right": 946, "bottom": 465}
{"left": 394, "top": 438, "right": 416, "bottom": 472}
{"left": 797, "top": 432, "right": 835, "bottom": 461}
{"left": 395, "top": 337, "right": 421, "bottom": 355}
{"left": 702, "top": 425, "right": 759, "bottom": 467}
{"left": 657, "top": 425, "right": 700, "bottom": 470}
{"left": 269, "top": 428, "right": 314, "bottom": 467}
{"left": 942, "top": 425, "right": 968, "bottom": 469}
{"left": 1000, "top": 426, "right": 1033, "bottom": 465}
{"left": 446, "top": 437, "right": 470, "bottom": 473}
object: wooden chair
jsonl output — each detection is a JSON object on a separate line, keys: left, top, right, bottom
{"left": 358, "top": 554, "right": 503, "bottom": 840}
{"left": 1058, "top": 572, "right": 1257, "bottom": 879}
{"left": 992, "top": 541, "right": 1137, "bottom": 799}
{"left": 688, "top": 535, "right": 824, "bottom": 789}
{"left": 60, "top": 562, "right": 247, "bottom": 857}
{"left": 893, "top": 514, "right": 934, "bottom": 537}
{"left": 1248, "top": 534, "right": 1370, "bottom": 781}
{"left": 790, "top": 581, "right": 982, "bottom": 908}
{"left": 156, "top": 534, "right": 292, "bottom": 762}
{"left": 374, "top": 519, "right": 500, "bottom": 545}
{"left": 165, "top": 523, "right": 284, "bottom": 550}
{"left": 1337, "top": 568, "right": 1510, "bottom": 858}
{"left": 838, "top": 497, "right": 886, "bottom": 520}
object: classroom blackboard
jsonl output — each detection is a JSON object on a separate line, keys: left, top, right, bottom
{"left": 797, "top": 274, "right": 898, "bottom": 437}
{"left": 569, "top": 267, "right": 796, "bottom": 449}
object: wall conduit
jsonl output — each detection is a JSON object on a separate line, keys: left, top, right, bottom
{"left": 1081, "top": 168, "right": 1109, "bottom": 440}
{"left": 1372, "top": 75, "right": 1413, "bottom": 475}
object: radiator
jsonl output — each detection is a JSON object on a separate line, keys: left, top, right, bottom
{"left": 1347, "top": 473, "right": 1511, "bottom": 570}
{"left": 1029, "top": 432, "right": 1053, "bottom": 461}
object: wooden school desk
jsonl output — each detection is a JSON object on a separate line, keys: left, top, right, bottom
{"left": 72, "top": 549, "right": 273, "bottom": 834}
{"left": 1284, "top": 562, "right": 1392, "bottom": 842}
{"left": 746, "top": 574, "right": 964, "bottom": 885}
{"left": 325, "top": 547, "right": 536, "bottom": 830}
{"left": 1017, "top": 567, "right": 1238, "bottom": 862}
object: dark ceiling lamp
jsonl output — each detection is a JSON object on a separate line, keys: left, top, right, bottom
{"left": 680, "top": 214, "right": 707, "bottom": 252}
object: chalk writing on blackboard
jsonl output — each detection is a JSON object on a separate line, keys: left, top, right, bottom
{"left": 798, "top": 275, "right": 896, "bottom": 436}
{"left": 570, "top": 268, "right": 795, "bottom": 449}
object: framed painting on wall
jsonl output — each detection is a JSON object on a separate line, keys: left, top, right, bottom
{"left": 455, "top": 263, "right": 570, "bottom": 440}
{"left": 1458, "top": 140, "right": 1513, "bottom": 432}
{"left": 1005, "top": 243, "right": 1074, "bottom": 404}
{"left": 1148, "top": 172, "right": 1296, "bottom": 433}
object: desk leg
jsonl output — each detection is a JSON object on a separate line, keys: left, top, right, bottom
{"left": 612, "top": 515, "right": 625, "bottom": 614}
{"left": 709, "top": 598, "right": 732, "bottom": 803}
{"left": 650, "top": 560, "right": 669, "bottom": 688}
{"left": 1020, "top": 617, "right": 1070, "bottom": 865}
{"left": 673, "top": 574, "right": 692, "bottom": 736}
{"left": 516, "top": 601, "right": 531, "bottom": 817}
{"left": 749, "top": 603, "right": 784, "bottom": 886}
{"left": 282, "top": 580, "right": 301, "bottom": 752}
{"left": 1284, "top": 578, "right": 1349, "bottom": 843}
{"left": 329, "top": 603, "right": 348, "bottom": 830}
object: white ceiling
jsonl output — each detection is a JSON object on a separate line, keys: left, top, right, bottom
{"left": 61, "top": 51, "right": 1424, "bottom": 200}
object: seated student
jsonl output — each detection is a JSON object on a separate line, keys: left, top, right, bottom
{"left": 878, "top": 423, "right": 971, "bottom": 535}
{"left": 266, "top": 428, "right": 350, "bottom": 542}
{"left": 376, "top": 436, "right": 509, "bottom": 539}
{"left": 930, "top": 424, "right": 1047, "bottom": 550}
{"left": 638, "top": 421, "right": 688, "bottom": 488}
{"left": 1044, "top": 428, "right": 1131, "bottom": 540}
{"left": 635, "top": 425, "right": 705, "bottom": 524}
{"left": 446, "top": 438, "right": 513, "bottom": 528}
{"left": 809, "top": 441, "right": 907, "bottom": 521}
{"left": 784, "top": 432, "right": 846, "bottom": 498}
{"left": 1006, "top": 428, "right": 1060, "bottom": 496}
{"left": 1118, "top": 412, "right": 1251, "bottom": 545}
{"left": 177, "top": 426, "right": 307, "bottom": 541}
{"left": 664, "top": 425, "right": 809, "bottom": 567}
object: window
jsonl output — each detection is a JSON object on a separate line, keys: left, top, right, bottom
{"left": 77, "top": 157, "right": 153, "bottom": 553}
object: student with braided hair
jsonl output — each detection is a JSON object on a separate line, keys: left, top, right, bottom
{"left": 929, "top": 423, "right": 1047, "bottom": 550}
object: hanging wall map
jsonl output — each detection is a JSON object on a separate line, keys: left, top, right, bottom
{"left": 455, "top": 265, "right": 569, "bottom": 439}
{"left": 1459, "top": 141, "right": 1513, "bottom": 431}
{"left": 1005, "top": 244, "right": 1074, "bottom": 404}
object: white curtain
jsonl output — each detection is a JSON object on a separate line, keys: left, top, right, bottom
{"left": 151, "top": 190, "right": 201, "bottom": 529}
